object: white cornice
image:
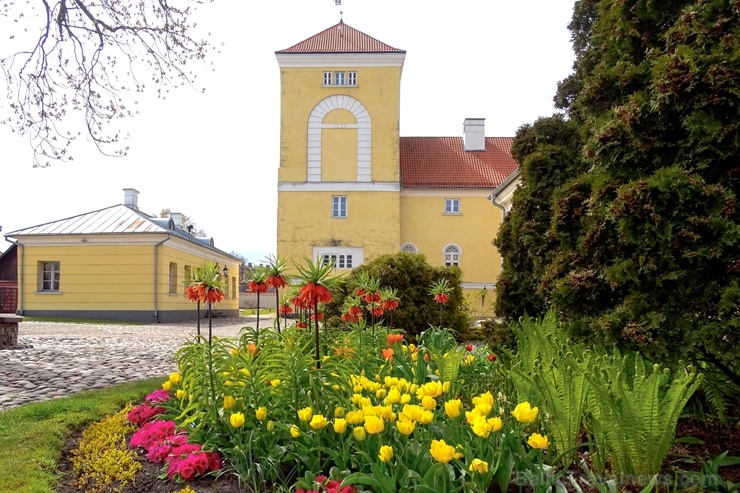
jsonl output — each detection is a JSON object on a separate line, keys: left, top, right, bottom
{"left": 278, "top": 182, "right": 400, "bottom": 192}
{"left": 276, "top": 53, "right": 406, "bottom": 68}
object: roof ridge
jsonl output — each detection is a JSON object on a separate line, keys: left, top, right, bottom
{"left": 276, "top": 21, "right": 405, "bottom": 54}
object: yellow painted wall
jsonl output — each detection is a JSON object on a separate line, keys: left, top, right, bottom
{"left": 277, "top": 190, "right": 400, "bottom": 272}
{"left": 18, "top": 242, "right": 239, "bottom": 314}
{"left": 322, "top": 127, "right": 358, "bottom": 182}
{"left": 400, "top": 191, "right": 503, "bottom": 284}
{"left": 278, "top": 66, "right": 402, "bottom": 183}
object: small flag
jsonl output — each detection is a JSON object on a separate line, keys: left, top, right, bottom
{"left": 335, "top": 0, "right": 341, "bottom": 4}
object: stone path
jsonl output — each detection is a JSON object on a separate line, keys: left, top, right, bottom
{"left": 0, "top": 316, "right": 274, "bottom": 412}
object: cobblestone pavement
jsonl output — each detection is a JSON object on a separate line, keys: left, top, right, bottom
{"left": 0, "top": 316, "right": 272, "bottom": 412}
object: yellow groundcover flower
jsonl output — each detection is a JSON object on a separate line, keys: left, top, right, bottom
{"left": 528, "top": 432, "right": 550, "bottom": 449}
{"left": 256, "top": 406, "right": 267, "bottom": 421}
{"left": 290, "top": 425, "right": 301, "bottom": 438}
{"left": 429, "top": 439, "right": 456, "bottom": 464}
{"left": 223, "top": 395, "right": 236, "bottom": 410}
{"left": 364, "top": 415, "right": 385, "bottom": 435}
{"left": 333, "top": 418, "right": 347, "bottom": 434}
{"left": 469, "top": 458, "right": 489, "bottom": 474}
{"left": 512, "top": 402, "right": 539, "bottom": 423}
{"left": 310, "top": 414, "right": 328, "bottom": 430}
{"left": 298, "top": 407, "right": 313, "bottom": 422}
{"left": 378, "top": 445, "right": 394, "bottom": 463}
{"left": 353, "top": 426, "right": 366, "bottom": 441}
{"left": 229, "top": 412, "right": 245, "bottom": 428}
{"left": 444, "top": 399, "right": 463, "bottom": 419}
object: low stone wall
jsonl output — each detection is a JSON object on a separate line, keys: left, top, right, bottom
{"left": 0, "top": 314, "right": 22, "bottom": 349}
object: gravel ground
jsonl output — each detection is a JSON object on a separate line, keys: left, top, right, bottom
{"left": 0, "top": 315, "right": 272, "bottom": 412}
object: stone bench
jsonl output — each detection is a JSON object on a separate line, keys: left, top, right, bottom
{"left": 0, "top": 314, "right": 24, "bottom": 350}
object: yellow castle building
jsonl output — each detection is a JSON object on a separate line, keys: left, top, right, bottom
{"left": 275, "top": 21, "right": 519, "bottom": 316}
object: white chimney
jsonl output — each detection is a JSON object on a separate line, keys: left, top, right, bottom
{"left": 123, "top": 188, "right": 139, "bottom": 210}
{"left": 170, "top": 212, "right": 184, "bottom": 229}
{"left": 463, "top": 118, "right": 486, "bottom": 151}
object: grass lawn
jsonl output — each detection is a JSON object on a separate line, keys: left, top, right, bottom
{"left": 0, "top": 378, "right": 162, "bottom": 493}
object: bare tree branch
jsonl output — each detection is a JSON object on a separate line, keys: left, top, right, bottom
{"left": 1, "top": 0, "right": 215, "bottom": 166}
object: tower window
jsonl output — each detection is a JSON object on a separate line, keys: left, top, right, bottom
{"left": 332, "top": 195, "right": 347, "bottom": 218}
{"left": 445, "top": 198, "right": 461, "bottom": 214}
{"left": 334, "top": 72, "right": 346, "bottom": 86}
{"left": 323, "top": 71, "right": 332, "bottom": 85}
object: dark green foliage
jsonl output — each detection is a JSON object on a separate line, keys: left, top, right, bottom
{"left": 494, "top": 115, "right": 584, "bottom": 321}
{"left": 495, "top": 0, "right": 740, "bottom": 394}
{"left": 325, "top": 252, "right": 470, "bottom": 340}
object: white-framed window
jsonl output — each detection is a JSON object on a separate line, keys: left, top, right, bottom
{"left": 445, "top": 198, "right": 461, "bottom": 214}
{"left": 323, "top": 71, "right": 332, "bottom": 85}
{"left": 334, "top": 71, "right": 346, "bottom": 86}
{"left": 322, "top": 253, "right": 354, "bottom": 269}
{"left": 401, "top": 243, "right": 418, "bottom": 254}
{"left": 39, "top": 261, "right": 60, "bottom": 291}
{"left": 169, "top": 262, "right": 178, "bottom": 294}
{"left": 348, "top": 71, "right": 357, "bottom": 85}
{"left": 332, "top": 195, "right": 348, "bottom": 218}
{"left": 314, "top": 247, "right": 364, "bottom": 270}
{"left": 443, "top": 244, "right": 461, "bottom": 267}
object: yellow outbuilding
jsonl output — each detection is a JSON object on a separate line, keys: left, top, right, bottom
{"left": 5, "top": 189, "right": 240, "bottom": 322}
{"left": 275, "top": 21, "right": 519, "bottom": 317}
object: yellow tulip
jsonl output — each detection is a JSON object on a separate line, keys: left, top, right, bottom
{"left": 421, "top": 395, "right": 437, "bottom": 410}
{"left": 223, "top": 395, "right": 236, "bottom": 410}
{"left": 512, "top": 402, "right": 539, "bottom": 423}
{"left": 229, "top": 412, "right": 245, "bottom": 428}
{"left": 345, "top": 410, "right": 365, "bottom": 425}
{"left": 333, "top": 418, "right": 347, "bottom": 434}
{"left": 378, "top": 445, "right": 394, "bottom": 463}
{"left": 298, "top": 406, "right": 313, "bottom": 422}
{"left": 528, "top": 432, "right": 550, "bottom": 449}
{"left": 396, "top": 418, "right": 415, "bottom": 436}
{"left": 310, "top": 414, "right": 328, "bottom": 430}
{"left": 444, "top": 399, "right": 463, "bottom": 419}
{"left": 267, "top": 420, "right": 275, "bottom": 432}
{"left": 471, "top": 417, "right": 491, "bottom": 438}
{"left": 488, "top": 417, "right": 503, "bottom": 432}
{"left": 376, "top": 388, "right": 387, "bottom": 399}
{"left": 290, "top": 425, "right": 301, "bottom": 438}
{"left": 363, "top": 415, "right": 385, "bottom": 435}
{"left": 176, "top": 389, "right": 186, "bottom": 400}
{"left": 419, "top": 410, "right": 434, "bottom": 425}
{"left": 386, "top": 387, "right": 401, "bottom": 404}
{"left": 442, "top": 381, "right": 451, "bottom": 393}
{"left": 161, "top": 381, "right": 172, "bottom": 391}
{"left": 469, "top": 458, "right": 489, "bottom": 474}
{"left": 400, "top": 393, "right": 412, "bottom": 405}
{"left": 429, "top": 439, "right": 456, "bottom": 463}
{"left": 353, "top": 426, "right": 366, "bottom": 441}
{"left": 255, "top": 406, "right": 267, "bottom": 421}
{"left": 334, "top": 406, "right": 346, "bottom": 418}
{"left": 168, "top": 372, "right": 181, "bottom": 385}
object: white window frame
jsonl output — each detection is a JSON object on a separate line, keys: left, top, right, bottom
{"left": 443, "top": 244, "right": 462, "bottom": 267}
{"left": 323, "top": 71, "right": 332, "bottom": 86}
{"left": 40, "top": 261, "right": 61, "bottom": 291}
{"left": 332, "top": 195, "right": 348, "bottom": 218}
{"left": 348, "top": 71, "right": 357, "bottom": 86}
{"left": 401, "top": 243, "right": 418, "bottom": 254}
{"left": 444, "top": 198, "right": 461, "bottom": 214}
{"left": 334, "top": 71, "right": 346, "bottom": 86}
{"left": 313, "top": 247, "right": 364, "bottom": 270}
{"left": 169, "top": 262, "right": 178, "bottom": 294}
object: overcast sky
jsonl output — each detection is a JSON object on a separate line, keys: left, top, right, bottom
{"left": 1, "top": 0, "right": 576, "bottom": 262}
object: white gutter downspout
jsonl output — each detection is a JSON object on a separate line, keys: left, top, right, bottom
{"left": 153, "top": 235, "right": 170, "bottom": 323}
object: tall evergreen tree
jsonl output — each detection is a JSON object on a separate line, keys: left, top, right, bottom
{"left": 496, "top": 0, "right": 740, "bottom": 388}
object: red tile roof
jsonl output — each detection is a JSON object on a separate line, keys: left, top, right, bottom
{"left": 400, "top": 137, "right": 519, "bottom": 188}
{"left": 276, "top": 20, "right": 405, "bottom": 54}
